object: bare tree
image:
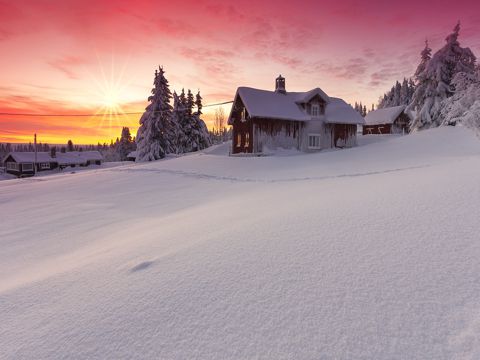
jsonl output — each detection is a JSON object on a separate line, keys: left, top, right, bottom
{"left": 214, "top": 107, "right": 226, "bottom": 140}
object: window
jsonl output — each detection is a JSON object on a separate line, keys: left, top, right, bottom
{"left": 236, "top": 133, "right": 241, "bottom": 147}
{"left": 308, "top": 134, "right": 321, "bottom": 149}
{"left": 241, "top": 108, "right": 246, "bottom": 121}
{"left": 245, "top": 133, "right": 250, "bottom": 148}
{"left": 311, "top": 104, "right": 320, "bottom": 117}
{"left": 6, "top": 162, "right": 19, "bottom": 171}
{"left": 22, "top": 163, "right": 34, "bottom": 171}
{"left": 40, "top": 163, "right": 50, "bottom": 170}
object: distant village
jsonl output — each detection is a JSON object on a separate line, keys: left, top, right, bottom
{"left": 2, "top": 23, "right": 479, "bottom": 178}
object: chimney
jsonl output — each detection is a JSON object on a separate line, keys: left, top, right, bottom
{"left": 275, "top": 75, "right": 286, "bottom": 94}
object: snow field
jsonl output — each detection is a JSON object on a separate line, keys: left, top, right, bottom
{"left": 1, "top": 127, "right": 480, "bottom": 359}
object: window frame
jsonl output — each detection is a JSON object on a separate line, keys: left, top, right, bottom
{"left": 40, "top": 162, "right": 50, "bottom": 170}
{"left": 308, "top": 134, "right": 321, "bottom": 149}
{"left": 22, "top": 163, "right": 34, "bottom": 171}
{"left": 311, "top": 104, "right": 320, "bottom": 117}
{"left": 241, "top": 108, "right": 246, "bottom": 121}
{"left": 6, "top": 162, "right": 19, "bottom": 171}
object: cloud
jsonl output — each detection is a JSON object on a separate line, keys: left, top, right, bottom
{"left": 310, "top": 57, "right": 369, "bottom": 80}
{"left": 179, "top": 47, "right": 238, "bottom": 83}
{"left": 48, "top": 56, "right": 90, "bottom": 79}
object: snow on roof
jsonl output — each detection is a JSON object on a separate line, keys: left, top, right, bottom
{"left": 56, "top": 152, "right": 87, "bottom": 165}
{"left": 230, "top": 87, "right": 364, "bottom": 125}
{"left": 3, "top": 151, "right": 103, "bottom": 165}
{"left": 325, "top": 98, "right": 366, "bottom": 125}
{"left": 127, "top": 151, "right": 137, "bottom": 158}
{"left": 364, "top": 105, "right": 406, "bottom": 125}
{"left": 77, "top": 151, "right": 103, "bottom": 161}
{"left": 294, "top": 87, "right": 330, "bottom": 104}
{"left": 5, "top": 152, "right": 56, "bottom": 163}
{"left": 56, "top": 151, "right": 103, "bottom": 165}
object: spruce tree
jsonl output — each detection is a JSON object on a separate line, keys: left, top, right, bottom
{"left": 136, "top": 66, "right": 176, "bottom": 161}
{"left": 409, "top": 23, "right": 476, "bottom": 130}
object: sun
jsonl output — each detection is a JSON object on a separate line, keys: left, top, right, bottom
{"left": 86, "top": 54, "right": 133, "bottom": 132}
{"left": 102, "top": 87, "right": 121, "bottom": 110}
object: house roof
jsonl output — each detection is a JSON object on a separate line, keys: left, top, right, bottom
{"left": 3, "top": 151, "right": 103, "bottom": 165}
{"left": 56, "top": 151, "right": 103, "bottom": 165}
{"left": 324, "top": 98, "right": 367, "bottom": 125}
{"left": 229, "top": 87, "right": 364, "bottom": 125}
{"left": 78, "top": 151, "right": 103, "bottom": 161}
{"left": 364, "top": 105, "right": 406, "bottom": 126}
{"left": 5, "top": 152, "right": 56, "bottom": 163}
{"left": 56, "top": 152, "right": 86, "bottom": 165}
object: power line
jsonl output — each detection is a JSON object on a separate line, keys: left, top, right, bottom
{"left": 0, "top": 100, "right": 234, "bottom": 117}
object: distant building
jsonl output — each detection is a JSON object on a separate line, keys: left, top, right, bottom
{"left": 363, "top": 105, "right": 411, "bottom": 135}
{"left": 3, "top": 151, "right": 103, "bottom": 177}
{"left": 227, "top": 75, "right": 365, "bottom": 154}
{"left": 126, "top": 151, "right": 137, "bottom": 161}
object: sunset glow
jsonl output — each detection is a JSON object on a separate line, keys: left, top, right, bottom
{"left": 1, "top": 0, "right": 479, "bottom": 144}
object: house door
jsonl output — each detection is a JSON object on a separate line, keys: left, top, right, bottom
{"left": 333, "top": 124, "right": 347, "bottom": 148}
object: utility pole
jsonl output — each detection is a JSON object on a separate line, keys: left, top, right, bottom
{"left": 34, "top": 133, "right": 37, "bottom": 175}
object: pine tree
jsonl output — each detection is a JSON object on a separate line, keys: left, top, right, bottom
{"left": 177, "top": 89, "right": 210, "bottom": 152}
{"left": 136, "top": 66, "right": 177, "bottom": 161}
{"left": 172, "top": 90, "right": 188, "bottom": 153}
{"left": 117, "top": 127, "right": 136, "bottom": 160}
{"left": 193, "top": 90, "right": 211, "bottom": 150}
{"left": 409, "top": 23, "right": 476, "bottom": 130}
{"left": 439, "top": 70, "right": 480, "bottom": 130}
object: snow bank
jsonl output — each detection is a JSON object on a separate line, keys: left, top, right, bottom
{"left": 1, "top": 127, "right": 480, "bottom": 359}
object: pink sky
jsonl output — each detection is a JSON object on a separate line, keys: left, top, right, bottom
{"left": 0, "top": 0, "right": 479, "bottom": 143}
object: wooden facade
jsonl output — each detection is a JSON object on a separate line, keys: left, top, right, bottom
{"left": 3, "top": 154, "right": 58, "bottom": 177}
{"left": 330, "top": 124, "right": 358, "bottom": 148}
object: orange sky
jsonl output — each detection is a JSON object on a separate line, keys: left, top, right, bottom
{"left": 1, "top": 0, "right": 479, "bottom": 144}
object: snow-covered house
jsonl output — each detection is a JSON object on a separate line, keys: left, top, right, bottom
{"left": 363, "top": 105, "right": 411, "bottom": 135}
{"left": 3, "top": 152, "right": 58, "bottom": 177}
{"left": 228, "top": 75, "right": 365, "bottom": 154}
{"left": 78, "top": 151, "right": 103, "bottom": 165}
{"left": 3, "top": 151, "right": 103, "bottom": 177}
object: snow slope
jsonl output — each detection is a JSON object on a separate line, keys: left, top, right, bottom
{"left": 1, "top": 127, "right": 480, "bottom": 359}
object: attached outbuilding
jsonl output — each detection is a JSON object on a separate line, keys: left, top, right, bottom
{"left": 363, "top": 105, "right": 411, "bottom": 135}
{"left": 228, "top": 75, "right": 365, "bottom": 154}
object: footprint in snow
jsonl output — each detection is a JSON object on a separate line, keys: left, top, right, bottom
{"left": 130, "top": 260, "right": 155, "bottom": 272}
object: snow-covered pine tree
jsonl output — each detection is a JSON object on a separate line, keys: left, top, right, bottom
{"left": 117, "top": 127, "right": 136, "bottom": 160}
{"left": 194, "top": 90, "right": 211, "bottom": 149}
{"left": 409, "top": 23, "right": 476, "bottom": 131}
{"left": 392, "top": 81, "right": 402, "bottom": 106}
{"left": 177, "top": 89, "right": 211, "bottom": 152}
{"left": 172, "top": 90, "right": 188, "bottom": 154}
{"left": 400, "top": 78, "right": 409, "bottom": 104}
{"left": 439, "top": 68, "right": 480, "bottom": 131}
{"left": 136, "top": 66, "right": 177, "bottom": 161}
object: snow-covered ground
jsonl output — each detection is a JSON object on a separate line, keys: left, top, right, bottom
{"left": 1, "top": 127, "right": 480, "bottom": 359}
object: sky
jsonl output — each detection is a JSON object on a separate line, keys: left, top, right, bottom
{"left": 0, "top": 0, "right": 479, "bottom": 144}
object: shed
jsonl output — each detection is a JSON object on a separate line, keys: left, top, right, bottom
{"left": 363, "top": 105, "right": 411, "bottom": 135}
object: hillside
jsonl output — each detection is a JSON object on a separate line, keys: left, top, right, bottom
{"left": 1, "top": 127, "right": 480, "bottom": 359}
